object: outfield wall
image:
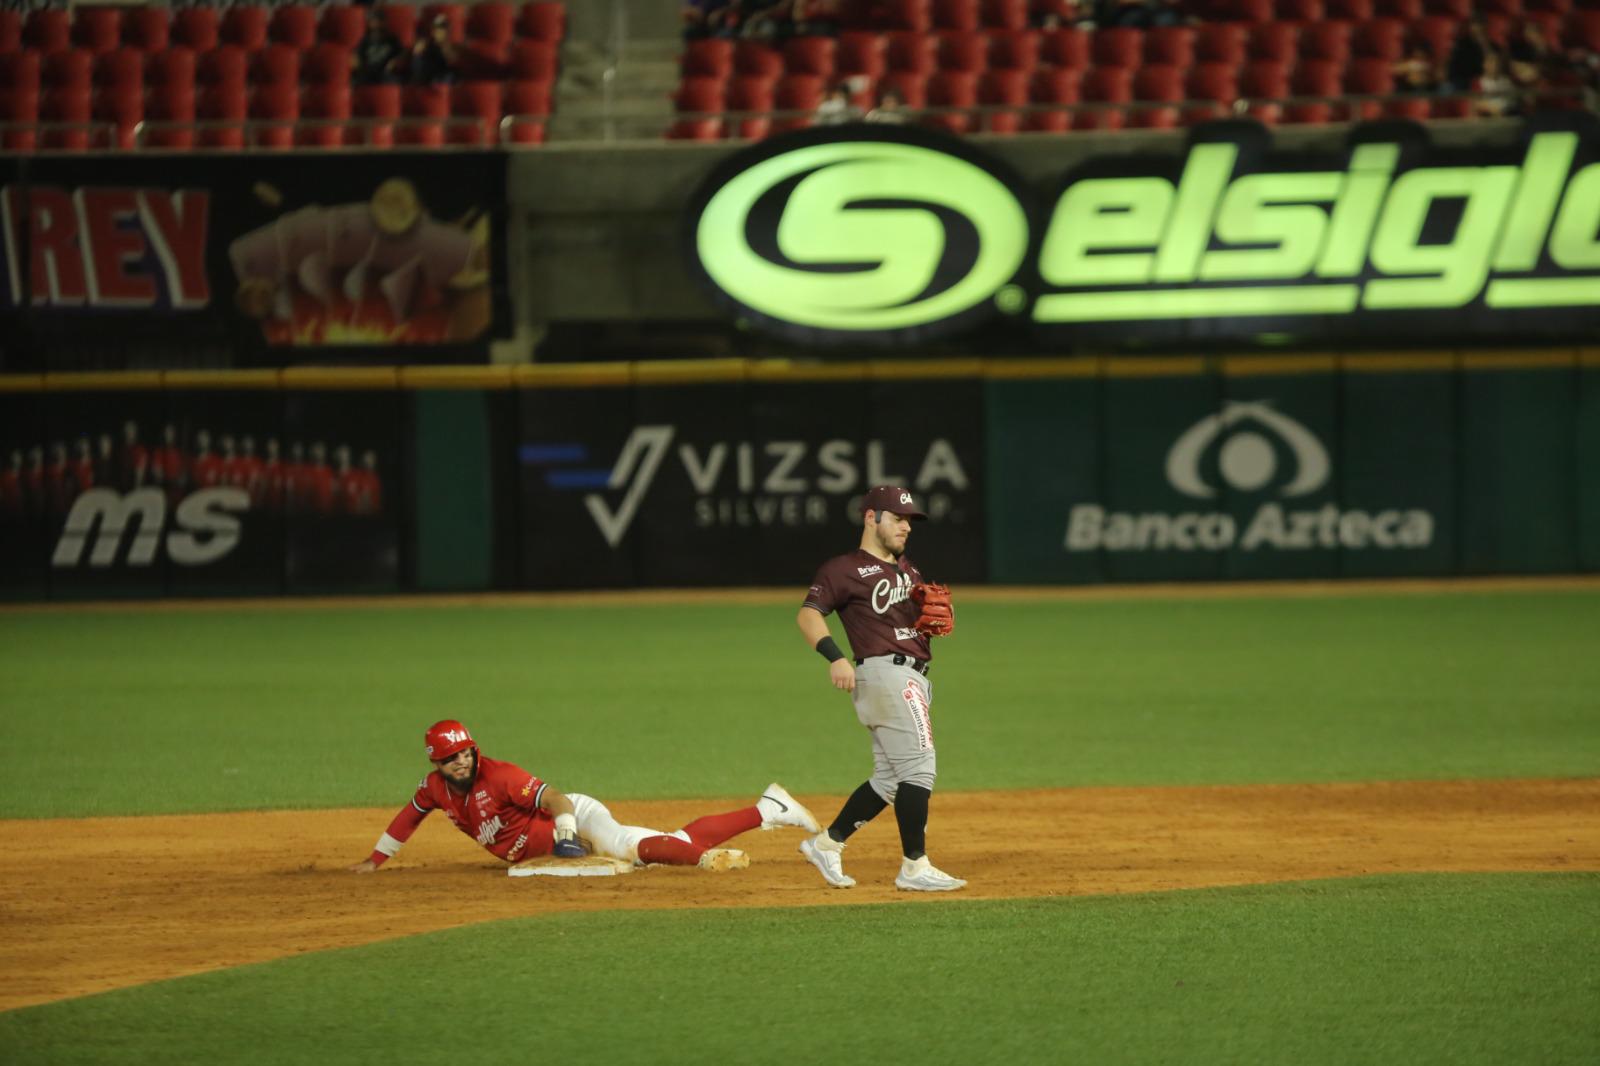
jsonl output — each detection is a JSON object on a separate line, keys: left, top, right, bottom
{"left": 2, "top": 352, "right": 1597, "bottom": 599}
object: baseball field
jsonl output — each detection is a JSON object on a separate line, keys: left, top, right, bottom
{"left": 1, "top": 579, "right": 1597, "bottom": 1065}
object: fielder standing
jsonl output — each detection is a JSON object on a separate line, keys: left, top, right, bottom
{"left": 795, "top": 485, "right": 964, "bottom": 892}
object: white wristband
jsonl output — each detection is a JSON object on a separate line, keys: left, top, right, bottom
{"left": 554, "top": 813, "right": 577, "bottom": 838}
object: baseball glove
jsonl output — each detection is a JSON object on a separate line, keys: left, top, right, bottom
{"left": 910, "top": 582, "right": 955, "bottom": 637}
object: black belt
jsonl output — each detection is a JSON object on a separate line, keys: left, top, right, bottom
{"left": 854, "top": 654, "right": 930, "bottom": 676}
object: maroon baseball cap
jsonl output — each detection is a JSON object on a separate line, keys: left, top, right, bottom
{"left": 861, "top": 485, "right": 927, "bottom": 520}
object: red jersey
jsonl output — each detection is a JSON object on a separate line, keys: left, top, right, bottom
{"left": 803, "top": 549, "right": 934, "bottom": 662}
{"left": 368, "top": 755, "right": 556, "bottom": 867}
{"left": 192, "top": 454, "right": 224, "bottom": 489}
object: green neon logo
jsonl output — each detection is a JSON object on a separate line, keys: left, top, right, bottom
{"left": 691, "top": 132, "right": 1030, "bottom": 337}
{"left": 1034, "top": 130, "right": 1600, "bottom": 321}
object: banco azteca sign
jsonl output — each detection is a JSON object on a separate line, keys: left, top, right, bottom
{"left": 686, "top": 117, "right": 1600, "bottom": 347}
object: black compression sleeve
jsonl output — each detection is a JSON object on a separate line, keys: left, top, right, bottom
{"left": 815, "top": 635, "right": 845, "bottom": 663}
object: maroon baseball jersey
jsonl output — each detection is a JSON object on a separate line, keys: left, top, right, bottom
{"left": 369, "top": 754, "right": 556, "bottom": 866}
{"left": 803, "top": 549, "right": 933, "bottom": 662}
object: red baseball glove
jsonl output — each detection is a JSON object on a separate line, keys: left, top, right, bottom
{"left": 910, "top": 582, "right": 955, "bottom": 638}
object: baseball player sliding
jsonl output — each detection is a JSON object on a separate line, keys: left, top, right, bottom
{"left": 795, "top": 485, "right": 964, "bottom": 892}
{"left": 349, "top": 720, "right": 819, "bottom": 873}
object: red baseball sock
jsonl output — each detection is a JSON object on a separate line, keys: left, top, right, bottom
{"left": 636, "top": 835, "right": 705, "bottom": 865}
{"left": 679, "top": 806, "right": 761, "bottom": 847}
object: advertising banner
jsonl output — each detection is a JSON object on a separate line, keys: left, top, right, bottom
{"left": 517, "top": 378, "right": 986, "bottom": 589}
{"left": 0, "top": 152, "right": 504, "bottom": 371}
{"left": 684, "top": 116, "right": 1600, "bottom": 352}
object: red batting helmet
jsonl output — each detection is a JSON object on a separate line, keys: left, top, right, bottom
{"left": 424, "top": 720, "right": 475, "bottom": 761}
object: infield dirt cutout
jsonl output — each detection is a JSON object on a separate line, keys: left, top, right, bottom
{"left": 3, "top": 778, "right": 1598, "bottom": 1012}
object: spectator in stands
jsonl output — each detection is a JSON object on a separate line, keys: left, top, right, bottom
{"left": 1031, "top": 0, "right": 1090, "bottom": 29}
{"left": 1393, "top": 41, "right": 1439, "bottom": 94}
{"left": 1474, "top": 49, "right": 1517, "bottom": 117}
{"left": 353, "top": 9, "right": 406, "bottom": 85}
{"left": 815, "top": 82, "right": 859, "bottom": 124}
{"left": 1098, "top": 0, "right": 1185, "bottom": 30}
{"left": 732, "top": 0, "right": 794, "bottom": 41}
{"left": 1507, "top": 21, "right": 1553, "bottom": 90}
{"left": 683, "top": 0, "right": 730, "bottom": 39}
{"left": 410, "top": 14, "right": 460, "bottom": 85}
{"left": 1444, "top": 19, "right": 1491, "bottom": 94}
{"left": 864, "top": 86, "right": 908, "bottom": 124}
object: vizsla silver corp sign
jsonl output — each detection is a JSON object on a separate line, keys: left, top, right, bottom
{"left": 685, "top": 119, "right": 1600, "bottom": 347}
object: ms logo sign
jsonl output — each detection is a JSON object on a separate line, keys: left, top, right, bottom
{"left": 1066, "top": 401, "right": 1434, "bottom": 553}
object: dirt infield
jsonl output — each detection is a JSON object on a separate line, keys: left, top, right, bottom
{"left": 3, "top": 778, "right": 1597, "bottom": 1013}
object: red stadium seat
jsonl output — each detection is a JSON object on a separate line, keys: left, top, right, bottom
{"left": 926, "top": 68, "right": 978, "bottom": 131}
{"left": 0, "top": 86, "right": 38, "bottom": 151}
{"left": 269, "top": 5, "right": 319, "bottom": 50}
{"left": 303, "top": 44, "right": 352, "bottom": 86}
{"left": 1422, "top": 0, "right": 1471, "bottom": 16}
{"left": 457, "top": 40, "right": 509, "bottom": 80}
{"left": 420, "top": 3, "right": 466, "bottom": 42}
{"left": 879, "top": 0, "right": 934, "bottom": 31}
{"left": 297, "top": 83, "right": 352, "bottom": 146}
{"left": 1221, "top": 0, "right": 1275, "bottom": 20}
{"left": 1353, "top": 18, "right": 1408, "bottom": 59}
{"left": 197, "top": 84, "right": 247, "bottom": 148}
{"left": 399, "top": 83, "right": 449, "bottom": 145}
{"left": 123, "top": 8, "right": 171, "bottom": 52}
{"left": 1300, "top": 21, "right": 1353, "bottom": 60}
{"left": 1249, "top": 22, "right": 1300, "bottom": 61}
{"left": 503, "top": 78, "right": 549, "bottom": 142}
{"left": 1478, "top": 0, "right": 1522, "bottom": 15}
{"left": 682, "top": 38, "right": 735, "bottom": 79}
{"left": 73, "top": 7, "right": 122, "bottom": 54}
{"left": 1091, "top": 28, "right": 1143, "bottom": 67}
{"left": 220, "top": 5, "right": 270, "bottom": 51}
{"left": 448, "top": 80, "right": 500, "bottom": 143}
{"left": 674, "top": 74, "right": 726, "bottom": 117}
{"left": 734, "top": 40, "right": 784, "bottom": 79}
{"left": 879, "top": 69, "right": 928, "bottom": 107}
{"left": 785, "top": 35, "right": 838, "bottom": 77}
{"left": 1373, "top": 0, "right": 1425, "bottom": 16}
{"left": 1411, "top": 17, "right": 1457, "bottom": 61}
{"left": 1185, "top": 62, "right": 1239, "bottom": 122}
{"left": 978, "top": 67, "right": 1028, "bottom": 130}
{"left": 774, "top": 73, "right": 824, "bottom": 131}
{"left": 1131, "top": 63, "right": 1183, "bottom": 128}
{"left": 320, "top": 5, "right": 368, "bottom": 48}
{"left": 172, "top": 8, "right": 220, "bottom": 52}
{"left": 250, "top": 83, "right": 299, "bottom": 148}
{"left": 886, "top": 31, "right": 939, "bottom": 72}
{"left": 938, "top": 30, "right": 989, "bottom": 71}
{"left": 197, "top": 46, "right": 249, "bottom": 92}
{"left": 24, "top": 10, "right": 72, "bottom": 53}
{"left": 517, "top": 1, "right": 566, "bottom": 42}
{"left": 42, "top": 50, "right": 92, "bottom": 93}
{"left": 1326, "top": 0, "right": 1375, "bottom": 16}
{"left": 1024, "top": 65, "right": 1079, "bottom": 131}
{"left": 1286, "top": 58, "right": 1341, "bottom": 121}
{"left": 988, "top": 29, "right": 1040, "bottom": 70}
{"left": 144, "top": 83, "right": 195, "bottom": 149}
{"left": 1196, "top": 23, "right": 1249, "bottom": 63}
{"left": 353, "top": 82, "right": 402, "bottom": 146}
{"left": 0, "top": 51, "right": 41, "bottom": 95}
{"left": 727, "top": 75, "right": 774, "bottom": 139}
{"left": 1239, "top": 59, "right": 1290, "bottom": 121}
{"left": 41, "top": 86, "right": 92, "bottom": 150}
{"left": 933, "top": 0, "right": 981, "bottom": 30}
{"left": 0, "top": 11, "right": 21, "bottom": 53}
{"left": 983, "top": 0, "right": 1030, "bottom": 29}
{"left": 1275, "top": 0, "right": 1325, "bottom": 20}
{"left": 1077, "top": 65, "right": 1131, "bottom": 129}
{"left": 466, "top": 1, "right": 516, "bottom": 45}
{"left": 94, "top": 86, "right": 142, "bottom": 148}
{"left": 93, "top": 48, "right": 143, "bottom": 93}
{"left": 837, "top": 32, "right": 887, "bottom": 77}
{"left": 1145, "top": 26, "right": 1196, "bottom": 66}
{"left": 1569, "top": 12, "right": 1600, "bottom": 53}
{"left": 1526, "top": 0, "right": 1571, "bottom": 13}
{"left": 507, "top": 39, "right": 558, "bottom": 81}
{"left": 250, "top": 45, "right": 300, "bottom": 87}
{"left": 1039, "top": 27, "right": 1090, "bottom": 67}
{"left": 1344, "top": 56, "right": 1394, "bottom": 118}
{"left": 378, "top": 5, "right": 418, "bottom": 49}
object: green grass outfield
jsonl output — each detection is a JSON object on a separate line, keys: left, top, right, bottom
{"left": 2, "top": 585, "right": 1598, "bottom": 1064}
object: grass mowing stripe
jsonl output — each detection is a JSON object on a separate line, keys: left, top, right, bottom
{"left": 1, "top": 591, "right": 1597, "bottom": 817}
{"left": 3, "top": 873, "right": 1596, "bottom": 1066}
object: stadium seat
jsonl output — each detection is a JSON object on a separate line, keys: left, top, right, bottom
{"left": 503, "top": 78, "right": 549, "bottom": 143}
{"left": 447, "top": 80, "right": 500, "bottom": 143}
{"left": 1091, "top": 27, "right": 1143, "bottom": 67}
{"left": 926, "top": 68, "right": 978, "bottom": 131}
{"left": 507, "top": 39, "right": 557, "bottom": 81}
{"left": 458, "top": 40, "right": 509, "bottom": 80}
{"left": 41, "top": 86, "right": 92, "bottom": 150}
{"left": 420, "top": 3, "right": 466, "bottom": 42}
{"left": 320, "top": 5, "right": 368, "bottom": 48}
{"left": 1196, "top": 23, "right": 1250, "bottom": 63}
{"left": 517, "top": 1, "right": 566, "bottom": 42}
{"left": 774, "top": 73, "right": 824, "bottom": 131}
{"left": 1024, "top": 66, "right": 1079, "bottom": 131}
{"left": 988, "top": 29, "right": 1040, "bottom": 70}
{"left": 250, "top": 83, "right": 299, "bottom": 148}
{"left": 1039, "top": 27, "right": 1090, "bottom": 67}
{"left": 1570, "top": 12, "right": 1600, "bottom": 53}
{"left": 197, "top": 84, "right": 247, "bottom": 149}
{"left": 1238, "top": 59, "right": 1290, "bottom": 121}
{"left": 1077, "top": 65, "right": 1132, "bottom": 129}
{"left": 197, "top": 46, "right": 249, "bottom": 92}
{"left": 1185, "top": 62, "right": 1239, "bottom": 122}
{"left": 1373, "top": 0, "right": 1425, "bottom": 16}
{"left": 42, "top": 50, "right": 92, "bottom": 94}
{"left": 399, "top": 83, "right": 449, "bottom": 145}
{"left": 1249, "top": 22, "right": 1300, "bottom": 61}
{"left": 886, "top": 31, "right": 939, "bottom": 72}
{"left": 379, "top": 5, "right": 418, "bottom": 49}
{"left": 123, "top": 8, "right": 171, "bottom": 52}
{"left": 784, "top": 35, "right": 837, "bottom": 77}
{"left": 672, "top": 75, "right": 725, "bottom": 140}
{"left": 938, "top": 30, "right": 989, "bottom": 71}
{"left": 734, "top": 39, "right": 784, "bottom": 79}
{"left": 269, "top": 5, "right": 320, "bottom": 50}
{"left": 1326, "top": 0, "right": 1376, "bottom": 16}
{"left": 727, "top": 75, "right": 774, "bottom": 139}
{"left": 1526, "top": 0, "right": 1571, "bottom": 13}
{"left": 1353, "top": 18, "right": 1408, "bottom": 59}
{"left": 1286, "top": 58, "right": 1341, "bottom": 121}
{"left": 1344, "top": 56, "right": 1394, "bottom": 118}
{"left": 93, "top": 48, "right": 144, "bottom": 93}
{"left": 1422, "top": 0, "right": 1471, "bottom": 17}
{"left": 1410, "top": 17, "right": 1458, "bottom": 63}
{"left": 73, "top": 7, "right": 122, "bottom": 54}
{"left": 1300, "top": 21, "right": 1353, "bottom": 61}
{"left": 1222, "top": 0, "right": 1275, "bottom": 20}
{"left": 0, "top": 11, "right": 21, "bottom": 53}
{"left": 94, "top": 86, "right": 143, "bottom": 148}
{"left": 303, "top": 44, "right": 352, "bottom": 86}
{"left": 1275, "top": 0, "right": 1325, "bottom": 20}
{"left": 1130, "top": 64, "right": 1184, "bottom": 128}
{"left": 1145, "top": 26, "right": 1196, "bottom": 66}
{"left": 250, "top": 45, "right": 300, "bottom": 87}
{"left": 837, "top": 32, "right": 887, "bottom": 77}
{"left": 879, "top": 69, "right": 928, "bottom": 107}
{"left": 879, "top": 0, "right": 934, "bottom": 31}
{"left": 933, "top": 0, "right": 981, "bottom": 31}
{"left": 978, "top": 67, "right": 1028, "bottom": 130}
{"left": 220, "top": 5, "right": 270, "bottom": 51}
{"left": 0, "top": 89, "right": 37, "bottom": 151}
{"left": 466, "top": 1, "right": 516, "bottom": 45}
{"left": 144, "top": 83, "right": 195, "bottom": 149}
{"left": 682, "top": 37, "right": 735, "bottom": 79}
{"left": 1478, "top": 0, "right": 1522, "bottom": 15}
{"left": 353, "top": 82, "right": 402, "bottom": 146}
{"left": 0, "top": 51, "right": 41, "bottom": 95}
{"left": 983, "top": 0, "right": 1030, "bottom": 29}
{"left": 172, "top": 8, "right": 220, "bottom": 52}
{"left": 297, "top": 83, "right": 352, "bottom": 146}
{"left": 24, "top": 10, "right": 71, "bottom": 53}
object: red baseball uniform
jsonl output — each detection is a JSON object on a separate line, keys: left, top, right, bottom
{"left": 366, "top": 755, "right": 556, "bottom": 867}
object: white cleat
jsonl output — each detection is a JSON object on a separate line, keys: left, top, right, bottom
{"left": 758, "top": 783, "right": 821, "bottom": 833}
{"left": 895, "top": 856, "right": 966, "bottom": 892}
{"left": 799, "top": 832, "right": 855, "bottom": 888}
{"left": 697, "top": 848, "right": 750, "bottom": 872}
